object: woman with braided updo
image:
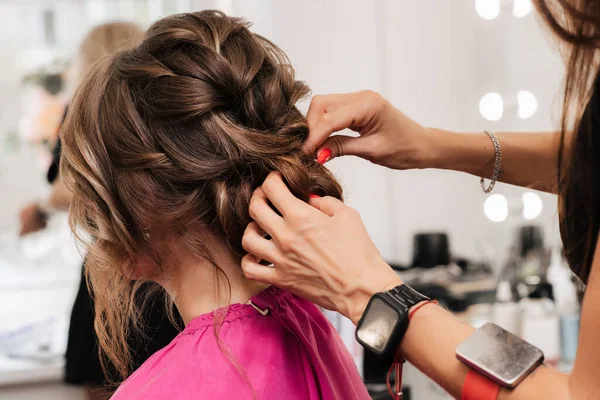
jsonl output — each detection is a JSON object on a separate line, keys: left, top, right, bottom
{"left": 59, "top": 10, "right": 370, "bottom": 400}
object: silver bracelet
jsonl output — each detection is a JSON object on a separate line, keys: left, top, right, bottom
{"left": 480, "top": 130, "right": 502, "bottom": 194}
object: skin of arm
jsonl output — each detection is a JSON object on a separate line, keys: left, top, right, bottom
{"left": 304, "top": 91, "right": 560, "bottom": 193}
{"left": 425, "top": 129, "right": 560, "bottom": 193}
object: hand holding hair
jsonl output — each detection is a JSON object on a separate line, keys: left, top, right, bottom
{"left": 241, "top": 171, "right": 402, "bottom": 324}
{"left": 305, "top": 91, "right": 433, "bottom": 170}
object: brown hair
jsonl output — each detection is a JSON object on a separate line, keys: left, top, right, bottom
{"left": 60, "top": 10, "right": 342, "bottom": 380}
{"left": 77, "top": 22, "right": 144, "bottom": 81}
{"left": 535, "top": 0, "right": 600, "bottom": 283}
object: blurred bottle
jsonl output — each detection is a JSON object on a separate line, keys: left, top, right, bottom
{"left": 517, "top": 226, "right": 550, "bottom": 284}
{"left": 519, "top": 282, "right": 560, "bottom": 367}
{"left": 548, "top": 248, "right": 580, "bottom": 364}
{"left": 492, "top": 280, "right": 520, "bottom": 335}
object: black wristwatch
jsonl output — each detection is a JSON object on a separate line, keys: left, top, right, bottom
{"left": 355, "top": 284, "right": 429, "bottom": 355}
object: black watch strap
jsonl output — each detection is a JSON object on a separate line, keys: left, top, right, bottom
{"left": 383, "top": 284, "right": 430, "bottom": 312}
{"left": 355, "top": 284, "right": 430, "bottom": 356}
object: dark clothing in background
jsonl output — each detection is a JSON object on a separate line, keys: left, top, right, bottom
{"left": 65, "top": 270, "right": 180, "bottom": 385}
{"left": 47, "top": 138, "right": 180, "bottom": 386}
{"left": 46, "top": 138, "right": 61, "bottom": 184}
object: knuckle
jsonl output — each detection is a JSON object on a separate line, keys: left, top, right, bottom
{"left": 363, "top": 90, "right": 384, "bottom": 110}
{"left": 285, "top": 275, "right": 299, "bottom": 290}
{"left": 242, "top": 268, "right": 255, "bottom": 280}
{"left": 241, "top": 234, "right": 252, "bottom": 252}
{"left": 285, "top": 234, "right": 306, "bottom": 254}
{"left": 341, "top": 204, "right": 358, "bottom": 218}
{"left": 248, "top": 199, "right": 259, "bottom": 220}
{"left": 278, "top": 240, "right": 291, "bottom": 253}
{"left": 311, "top": 95, "right": 323, "bottom": 107}
{"left": 277, "top": 234, "right": 295, "bottom": 253}
{"left": 323, "top": 195, "right": 341, "bottom": 208}
{"left": 242, "top": 223, "right": 251, "bottom": 237}
{"left": 240, "top": 257, "right": 252, "bottom": 274}
{"left": 364, "top": 89, "right": 381, "bottom": 102}
{"left": 249, "top": 187, "right": 260, "bottom": 202}
{"left": 262, "top": 177, "right": 277, "bottom": 194}
{"left": 291, "top": 206, "right": 310, "bottom": 221}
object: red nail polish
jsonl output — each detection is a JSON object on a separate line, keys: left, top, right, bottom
{"left": 317, "top": 148, "right": 331, "bottom": 164}
{"left": 309, "top": 194, "right": 321, "bottom": 199}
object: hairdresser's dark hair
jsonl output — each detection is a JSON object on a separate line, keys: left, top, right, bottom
{"left": 535, "top": 0, "right": 600, "bottom": 283}
{"left": 60, "top": 10, "right": 342, "bottom": 380}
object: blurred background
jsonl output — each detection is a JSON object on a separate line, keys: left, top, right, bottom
{"left": 0, "top": 0, "right": 578, "bottom": 399}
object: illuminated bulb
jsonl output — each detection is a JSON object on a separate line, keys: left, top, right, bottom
{"left": 513, "top": 0, "right": 533, "bottom": 18}
{"left": 476, "top": 0, "right": 500, "bottom": 20}
{"left": 522, "top": 191, "right": 543, "bottom": 220}
{"left": 479, "top": 92, "right": 504, "bottom": 121}
{"left": 484, "top": 194, "right": 508, "bottom": 222}
{"left": 517, "top": 90, "right": 538, "bottom": 119}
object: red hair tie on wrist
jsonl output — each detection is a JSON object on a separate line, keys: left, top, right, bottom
{"left": 386, "top": 300, "right": 439, "bottom": 400}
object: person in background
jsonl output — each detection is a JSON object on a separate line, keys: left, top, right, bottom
{"left": 19, "top": 22, "right": 180, "bottom": 400}
{"left": 240, "top": 0, "right": 600, "bottom": 399}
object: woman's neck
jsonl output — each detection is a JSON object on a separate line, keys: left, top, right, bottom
{"left": 167, "top": 238, "right": 269, "bottom": 325}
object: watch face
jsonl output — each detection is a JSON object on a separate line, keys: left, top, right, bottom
{"left": 356, "top": 296, "right": 401, "bottom": 354}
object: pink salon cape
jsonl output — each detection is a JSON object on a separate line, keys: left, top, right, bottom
{"left": 111, "top": 286, "right": 370, "bottom": 399}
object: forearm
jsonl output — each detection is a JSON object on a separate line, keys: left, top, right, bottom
{"left": 399, "top": 303, "right": 571, "bottom": 399}
{"left": 423, "top": 129, "right": 559, "bottom": 193}
{"left": 399, "top": 303, "right": 473, "bottom": 398}
{"left": 346, "top": 277, "right": 573, "bottom": 399}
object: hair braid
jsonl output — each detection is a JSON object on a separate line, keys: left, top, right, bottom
{"left": 60, "top": 10, "right": 342, "bottom": 380}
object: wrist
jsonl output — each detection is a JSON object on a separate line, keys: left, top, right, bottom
{"left": 424, "top": 129, "right": 496, "bottom": 178}
{"left": 346, "top": 266, "right": 403, "bottom": 325}
{"left": 419, "top": 127, "right": 454, "bottom": 170}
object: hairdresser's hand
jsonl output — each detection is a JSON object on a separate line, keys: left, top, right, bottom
{"left": 306, "top": 90, "right": 433, "bottom": 169}
{"left": 241, "top": 172, "right": 402, "bottom": 325}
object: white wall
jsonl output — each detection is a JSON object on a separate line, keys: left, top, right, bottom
{"left": 225, "top": 1, "right": 565, "bottom": 270}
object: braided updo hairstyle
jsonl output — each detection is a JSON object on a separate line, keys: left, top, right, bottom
{"left": 60, "top": 10, "right": 342, "bottom": 379}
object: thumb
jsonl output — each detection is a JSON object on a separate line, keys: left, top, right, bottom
{"left": 316, "top": 135, "right": 372, "bottom": 163}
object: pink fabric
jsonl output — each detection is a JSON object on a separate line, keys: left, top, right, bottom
{"left": 111, "top": 287, "right": 370, "bottom": 399}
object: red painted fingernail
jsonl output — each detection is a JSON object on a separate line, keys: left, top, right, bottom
{"left": 317, "top": 148, "right": 331, "bottom": 164}
{"left": 309, "top": 194, "right": 321, "bottom": 199}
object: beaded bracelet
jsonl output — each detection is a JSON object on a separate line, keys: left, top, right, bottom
{"left": 480, "top": 130, "right": 502, "bottom": 194}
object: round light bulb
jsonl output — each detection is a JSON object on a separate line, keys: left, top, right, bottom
{"left": 476, "top": 0, "right": 500, "bottom": 20}
{"left": 484, "top": 194, "right": 509, "bottom": 222}
{"left": 479, "top": 92, "right": 504, "bottom": 121}
{"left": 513, "top": 0, "right": 533, "bottom": 18}
{"left": 522, "top": 191, "right": 543, "bottom": 220}
{"left": 517, "top": 90, "right": 538, "bottom": 119}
